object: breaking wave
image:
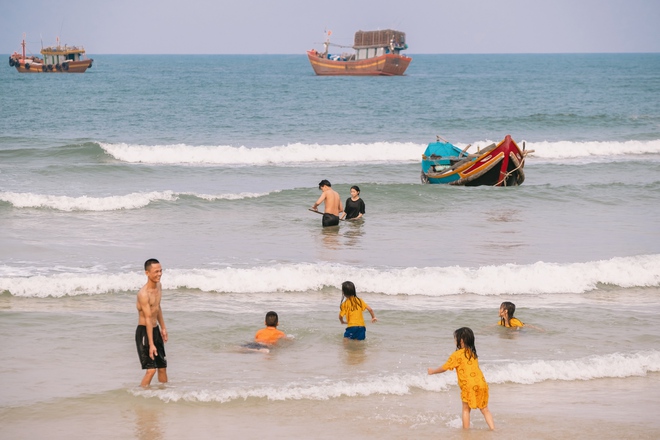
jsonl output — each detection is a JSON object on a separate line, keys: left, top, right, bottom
{"left": 131, "top": 350, "right": 660, "bottom": 403}
{"left": 2, "top": 254, "right": 658, "bottom": 298}
{"left": 98, "top": 139, "right": 660, "bottom": 166}
{"left": 0, "top": 190, "right": 274, "bottom": 211}
{"left": 99, "top": 141, "right": 422, "bottom": 165}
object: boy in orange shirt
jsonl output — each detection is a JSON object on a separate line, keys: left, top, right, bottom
{"left": 242, "top": 311, "right": 288, "bottom": 352}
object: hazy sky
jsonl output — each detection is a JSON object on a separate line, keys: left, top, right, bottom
{"left": 2, "top": 0, "right": 659, "bottom": 55}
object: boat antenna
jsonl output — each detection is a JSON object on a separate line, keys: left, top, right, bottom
{"left": 59, "top": 19, "right": 65, "bottom": 45}
{"left": 323, "top": 29, "right": 331, "bottom": 56}
{"left": 40, "top": 33, "right": 43, "bottom": 49}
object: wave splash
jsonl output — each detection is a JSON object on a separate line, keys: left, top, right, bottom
{"left": 525, "top": 139, "right": 660, "bottom": 161}
{"left": 99, "top": 141, "right": 422, "bottom": 165}
{"left": 131, "top": 350, "right": 660, "bottom": 403}
{"left": 0, "top": 190, "right": 273, "bottom": 211}
{"left": 2, "top": 255, "right": 658, "bottom": 298}
{"left": 97, "top": 140, "right": 660, "bottom": 166}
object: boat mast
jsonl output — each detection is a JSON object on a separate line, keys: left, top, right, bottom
{"left": 323, "top": 30, "right": 331, "bottom": 58}
{"left": 21, "top": 33, "right": 26, "bottom": 59}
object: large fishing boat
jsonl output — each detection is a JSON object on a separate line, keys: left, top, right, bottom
{"left": 421, "top": 135, "right": 530, "bottom": 186}
{"left": 307, "top": 29, "right": 411, "bottom": 76}
{"left": 8, "top": 36, "right": 93, "bottom": 73}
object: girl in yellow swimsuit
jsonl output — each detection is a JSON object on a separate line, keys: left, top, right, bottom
{"left": 428, "top": 327, "right": 495, "bottom": 430}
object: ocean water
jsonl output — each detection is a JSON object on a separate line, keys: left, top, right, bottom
{"left": 1, "top": 53, "right": 660, "bottom": 439}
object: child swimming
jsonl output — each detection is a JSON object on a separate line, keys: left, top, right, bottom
{"left": 242, "top": 311, "right": 288, "bottom": 352}
{"left": 339, "top": 281, "right": 377, "bottom": 340}
{"left": 498, "top": 301, "right": 543, "bottom": 330}
{"left": 427, "top": 327, "right": 495, "bottom": 430}
{"left": 499, "top": 301, "right": 524, "bottom": 328}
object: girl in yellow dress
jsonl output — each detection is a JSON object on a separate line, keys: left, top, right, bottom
{"left": 428, "top": 327, "right": 495, "bottom": 430}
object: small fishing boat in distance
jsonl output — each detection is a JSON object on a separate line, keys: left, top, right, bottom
{"left": 307, "top": 29, "right": 411, "bottom": 76}
{"left": 421, "top": 135, "right": 530, "bottom": 186}
{"left": 8, "top": 35, "right": 93, "bottom": 73}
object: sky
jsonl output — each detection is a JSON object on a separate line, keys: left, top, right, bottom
{"left": 1, "top": 0, "right": 659, "bottom": 55}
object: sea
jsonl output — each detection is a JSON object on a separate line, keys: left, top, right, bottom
{"left": 1, "top": 53, "right": 660, "bottom": 440}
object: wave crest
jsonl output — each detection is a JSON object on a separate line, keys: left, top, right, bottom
{"left": 524, "top": 139, "right": 660, "bottom": 161}
{"left": 2, "top": 255, "right": 658, "bottom": 298}
{"left": 99, "top": 142, "right": 422, "bottom": 165}
{"left": 0, "top": 190, "right": 273, "bottom": 211}
{"left": 97, "top": 140, "right": 660, "bottom": 166}
{"left": 130, "top": 350, "right": 660, "bottom": 403}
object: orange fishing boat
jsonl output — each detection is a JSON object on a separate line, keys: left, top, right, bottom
{"left": 307, "top": 29, "right": 411, "bottom": 76}
{"left": 8, "top": 35, "right": 93, "bottom": 73}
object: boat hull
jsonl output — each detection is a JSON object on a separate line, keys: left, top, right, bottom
{"left": 307, "top": 51, "right": 411, "bottom": 76}
{"left": 421, "top": 135, "right": 527, "bottom": 187}
{"left": 10, "top": 57, "right": 93, "bottom": 73}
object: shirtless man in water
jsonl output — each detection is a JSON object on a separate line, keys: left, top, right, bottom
{"left": 136, "top": 258, "right": 168, "bottom": 387}
{"left": 312, "top": 179, "right": 343, "bottom": 227}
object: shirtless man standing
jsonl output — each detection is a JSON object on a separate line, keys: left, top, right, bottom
{"left": 136, "top": 258, "right": 168, "bottom": 387}
{"left": 312, "top": 179, "right": 343, "bottom": 227}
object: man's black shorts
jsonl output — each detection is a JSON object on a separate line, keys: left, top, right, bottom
{"left": 322, "top": 213, "right": 340, "bottom": 227}
{"left": 135, "top": 325, "right": 167, "bottom": 370}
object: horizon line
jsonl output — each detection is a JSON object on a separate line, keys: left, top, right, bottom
{"left": 4, "top": 51, "right": 658, "bottom": 56}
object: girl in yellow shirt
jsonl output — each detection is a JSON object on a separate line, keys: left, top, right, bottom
{"left": 498, "top": 301, "right": 543, "bottom": 330}
{"left": 499, "top": 301, "right": 524, "bottom": 328}
{"left": 339, "top": 281, "right": 377, "bottom": 340}
{"left": 428, "top": 327, "right": 495, "bottom": 430}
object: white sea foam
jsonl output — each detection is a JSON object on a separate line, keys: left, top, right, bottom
{"left": 133, "top": 373, "right": 449, "bottom": 403}
{"left": 2, "top": 255, "right": 658, "bottom": 298}
{"left": 0, "top": 190, "right": 273, "bottom": 211}
{"left": 99, "top": 142, "right": 422, "bottom": 165}
{"left": 98, "top": 140, "right": 660, "bottom": 166}
{"left": 485, "top": 351, "right": 660, "bottom": 384}
{"left": 0, "top": 191, "right": 177, "bottom": 211}
{"left": 182, "top": 191, "right": 275, "bottom": 201}
{"left": 131, "top": 350, "right": 660, "bottom": 403}
{"left": 521, "top": 139, "right": 660, "bottom": 162}
{"left": 0, "top": 272, "right": 144, "bottom": 297}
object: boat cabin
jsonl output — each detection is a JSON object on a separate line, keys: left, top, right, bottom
{"left": 353, "top": 29, "right": 407, "bottom": 61}
{"left": 40, "top": 45, "right": 86, "bottom": 66}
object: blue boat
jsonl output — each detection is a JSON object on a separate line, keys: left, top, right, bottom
{"left": 421, "top": 135, "right": 528, "bottom": 186}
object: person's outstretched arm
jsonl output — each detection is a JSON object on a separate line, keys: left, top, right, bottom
{"left": 524, "top": 323, "right": 545, "bottom": 332}
{"left": 366, "top": 305, "right": 377, "bottom": 323}
{"left": 428, "top": 366, "right": 447, "bottom": 375}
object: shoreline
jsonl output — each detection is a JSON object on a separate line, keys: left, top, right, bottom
{"left": 2, "top": 376, "right": 659, "bottom": 439}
